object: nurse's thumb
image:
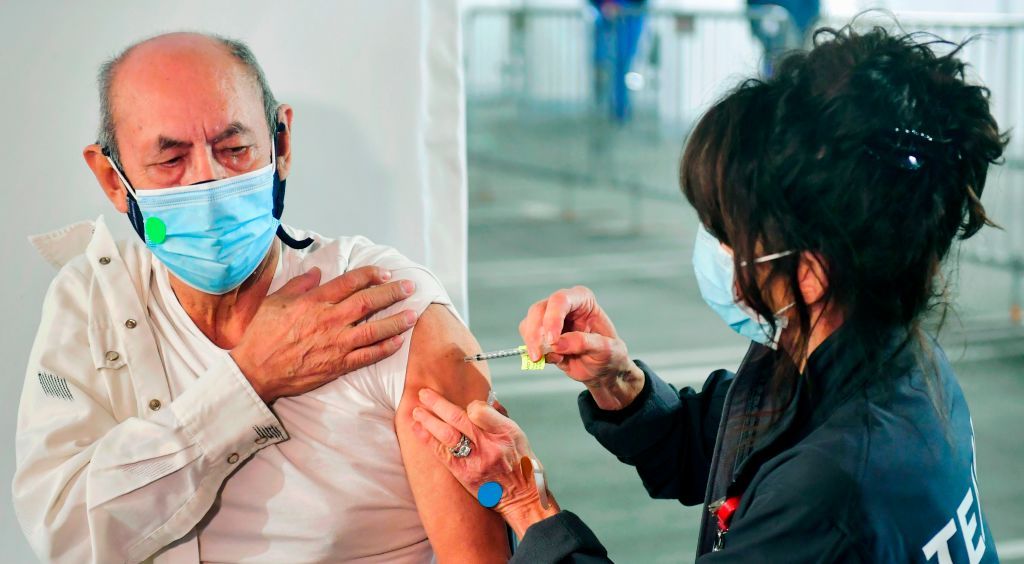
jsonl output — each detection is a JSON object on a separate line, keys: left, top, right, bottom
{"left": 467, "top": 401, "right": 516, "bottom": 434}
{"left": 275, "top": 267, "right": 322, "bottom": 297}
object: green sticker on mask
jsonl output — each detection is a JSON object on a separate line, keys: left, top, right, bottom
{"left": 145, "top": 216, "right": 167, "bottom": 245}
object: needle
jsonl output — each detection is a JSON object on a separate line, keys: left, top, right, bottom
{"left": 464, "top": 346, "right": 526, "bottom": 362}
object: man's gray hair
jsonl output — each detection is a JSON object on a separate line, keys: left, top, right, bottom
{"left": 97, "top": 33, "right": 279, "bottom": 167}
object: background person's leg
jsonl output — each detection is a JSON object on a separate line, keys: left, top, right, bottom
{"left": 612, "top": 13, "right": 644, "bottom": 122}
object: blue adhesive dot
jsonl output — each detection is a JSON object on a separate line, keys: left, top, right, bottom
{"left": 477, "top": 481, "right": 503, "bottom": 508}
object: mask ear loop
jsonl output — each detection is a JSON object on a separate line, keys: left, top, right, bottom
{"left": 101, "top": 145, "right": 147, "bottom": 242}
{"left": 739, "top": 249, "right": 795, "bottom": 267}
{"left": 101, "top": 147, "right": 139, "bottom": 199}
{"left": 271, "top": 123, "right": 315, "bottom": 250}
{"left": 736, "top": 249, "right": 798, "bottom": 347}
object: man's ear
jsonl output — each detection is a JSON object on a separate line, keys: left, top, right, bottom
{"left": 797, "top": 251, "right": 828, "bottom": 306}
{"left": 274, "top": 104, "right": 294, "bottom": 180}
{"left": 83, "top": 144, "right": 129, "bottom": 213}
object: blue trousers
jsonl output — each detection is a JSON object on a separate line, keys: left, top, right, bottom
{"left": 593, "top": 11, "right": 645, "bottom": 122}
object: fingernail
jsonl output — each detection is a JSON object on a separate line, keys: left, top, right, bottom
{"left": 403, "top": 310, "right": 418, "bottom": 325}
{"left": 381, "top": 269, "right": 392, "bottom": 281}
{"left": 412, "top": 407, "right": 424, "bottom": 418}
{"left": 401, "top": 280, "right": 416, "bottom": 295}
{"left": 418, "top": 388, "right": 430, "bottom": 401}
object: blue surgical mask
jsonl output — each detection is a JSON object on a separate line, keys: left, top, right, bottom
{"left": 107, "top": 149, "right": 280, "bottom": 294}
{"left": 692, "top": 223, "right": 795, "bottom": 348}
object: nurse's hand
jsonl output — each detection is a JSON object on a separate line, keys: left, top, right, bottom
{"left": 520, "top": 286, "right": 645, "bottom": 410}
{"left": 411, "top": 388, "right": 560, "bottom": 538}
{"left": 232, "top": 266, "right": 417, "bottom": 403}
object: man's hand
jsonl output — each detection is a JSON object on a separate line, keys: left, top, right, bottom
{"left": 231, "top": 265, "right": 417, "bottom": 403}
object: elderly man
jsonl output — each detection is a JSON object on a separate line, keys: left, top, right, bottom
{"left": 13, "top": 32, "right": 507, "bottom": 563}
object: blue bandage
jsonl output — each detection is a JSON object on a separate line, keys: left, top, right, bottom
{"left": 477, "top": 481, "right": 503, "bottom": 508}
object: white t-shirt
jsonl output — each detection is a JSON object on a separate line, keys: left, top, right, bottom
{"left": 146, "top": 229, "right": 456, "bottom": 563}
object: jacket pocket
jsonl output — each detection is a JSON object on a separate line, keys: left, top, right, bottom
{"left": 88, "top": 321, "right": 137, "bottom": 422}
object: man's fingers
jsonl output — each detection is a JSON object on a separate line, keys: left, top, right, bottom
{"left": 343, "top": 335, "right": 405, "bottom": 369}
{"left": 412, "top": 406, "right": 465, "bottom": 450}
{"left": 274, "top": 267, "right": 322, "bottom": 298}
{"left": 333, "top": 280, "right": 415, "bottom": 324}
{"left": 309, "top": 266, "right": 392, "bottom": 303}
{"left": 350, "top": 310, "right": 418, "bottom": 348}
{"left": 417, "top": 388, "right": 477, "bottom": 437}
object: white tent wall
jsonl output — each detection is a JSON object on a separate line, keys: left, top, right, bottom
{"left": 0, "top": 2, "right": 466, "bottom": 560}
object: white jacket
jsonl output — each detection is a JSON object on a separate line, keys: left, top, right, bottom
{"left": 14, "top": 217, "right": 289, "bottom": 564}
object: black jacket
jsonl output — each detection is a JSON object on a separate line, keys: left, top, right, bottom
{"left": 511, "top": 327, "right": 998, "bottom": 563}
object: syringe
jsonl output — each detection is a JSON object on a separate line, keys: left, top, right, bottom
{"left": 464, "top": 346, "right": 526, "bottom": 362}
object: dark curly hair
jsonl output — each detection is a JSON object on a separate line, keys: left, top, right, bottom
{"left": 680, "top": 23, "right": 1008, "bottom": 407}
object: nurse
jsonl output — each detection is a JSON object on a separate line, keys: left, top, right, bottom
{"left": 411, "top": 25, "right": 1005, "bottom": 562}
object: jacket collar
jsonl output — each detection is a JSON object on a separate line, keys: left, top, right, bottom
{"left": 29, "top": 218, "right": 98, "bottom": 269}
{"left": 802, "top": 322, "right": 913, "bottom": 422}
{"left": 728, "top": 322, "right": 910, "bottom": 492}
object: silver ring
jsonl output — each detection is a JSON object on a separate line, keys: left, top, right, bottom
{"left": 450, "top": 435, "right": 473, "bottom": 458}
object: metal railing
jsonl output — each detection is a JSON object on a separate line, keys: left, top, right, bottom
{"left": 462, "top": 6, "right": 1024, "bottom": 323}
{"left": 463, "top": 4, "right": 800, "bottom": 121}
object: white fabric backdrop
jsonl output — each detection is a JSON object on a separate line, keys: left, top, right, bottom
{"left": 0, "top": 2, "right": 466, "bottom": 560}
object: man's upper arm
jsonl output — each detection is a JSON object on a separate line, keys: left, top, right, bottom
{"left": 396, "top": 304, "right": 510, "bottom": 563}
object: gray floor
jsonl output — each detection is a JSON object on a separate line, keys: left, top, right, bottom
{"left": 466, "top": 113, "right": 1024, "bottom": 562}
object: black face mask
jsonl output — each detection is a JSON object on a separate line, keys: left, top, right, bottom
{"left": 105, "top": 121, "right": 314, "bottom": 250}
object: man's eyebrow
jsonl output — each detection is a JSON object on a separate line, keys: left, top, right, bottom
{"left": 153, "top": 122, "right": 253, "bottom": 155}
{"left": 210, "top": 122, "right": 251, "bottom": 144}
{"left": 156, "top": 136, "right": 190, "bottom": 153}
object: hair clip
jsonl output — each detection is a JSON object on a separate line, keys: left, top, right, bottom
{"left": 892, "top": 127, "right": 935, "bottom": 143}
{"left": 865, "top": 126, "right": 951, "bottom": 172}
